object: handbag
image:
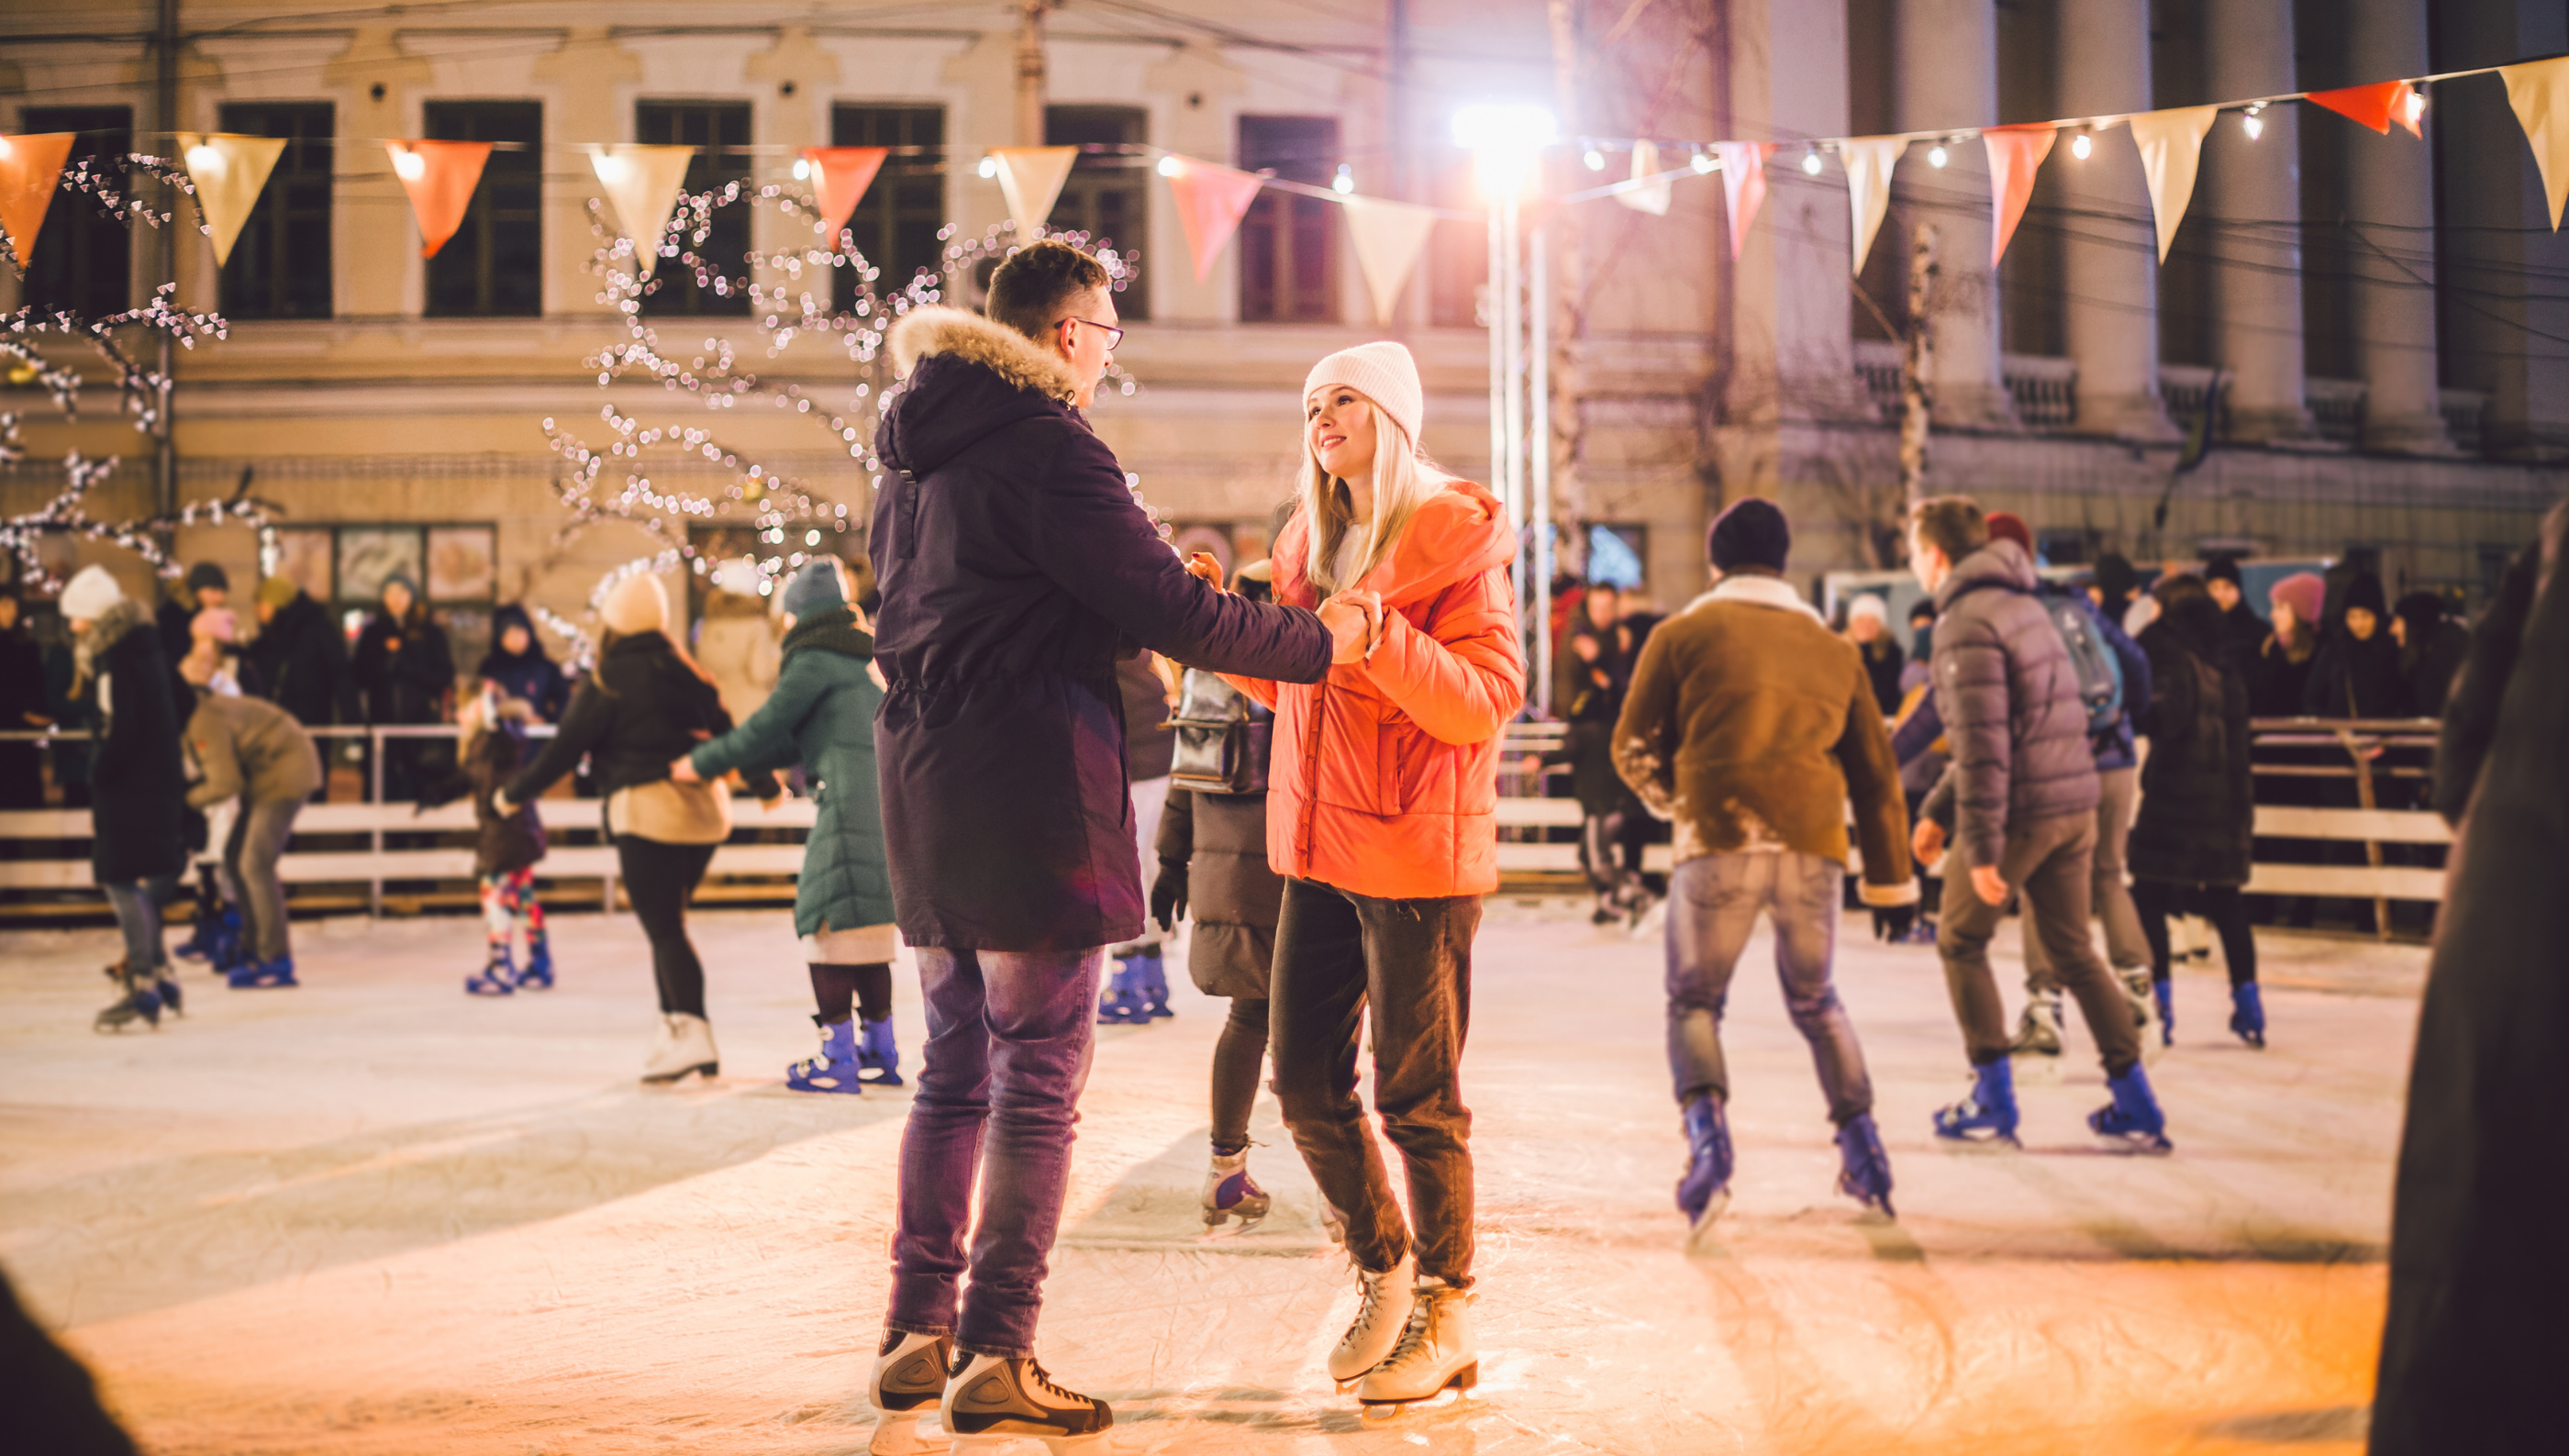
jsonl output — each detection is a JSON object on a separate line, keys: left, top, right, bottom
{"left": 607, "top": 775, "right": 733, "bottom": 844}
{"left": 1166, "top": 668, "right": 1273, "bottom": 795}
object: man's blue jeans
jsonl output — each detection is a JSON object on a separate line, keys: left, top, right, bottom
{"left": 1664, "top": 852, "right": 1874, "bottom": 1125}
{"left": 888, "top": 944, "right": 1104, "bottom": 1358}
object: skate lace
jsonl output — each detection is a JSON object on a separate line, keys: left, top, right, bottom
{"left": 1382, "top": 1292, "right": 1441, "bottom": 1366}
{"left": 1023, "top": 1359, "right": 1083, "bottom": 1406}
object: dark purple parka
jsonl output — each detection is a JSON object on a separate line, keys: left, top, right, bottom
{"left": 870, "top": 306, "right": 1332, "bottom": 951}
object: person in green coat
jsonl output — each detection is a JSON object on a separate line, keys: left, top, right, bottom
{"left": 673, "top": 558, "right": 901, "bottom": 1092}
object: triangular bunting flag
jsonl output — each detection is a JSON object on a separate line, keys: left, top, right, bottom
{"left": 1713, "top": 141, "right": 1774, "bottom": 261}
{"left": 1984, "top": 124, "right": 2056, "bottom": 267}
{"left": 1340, "top": 195, "right": 1437, "bottom": 325}
{"left": 588, "top": 143, "right": 696, "bottom": 278}
{"left": 1616, "top": 139, "right": 1672, "bottom": 217}
{"left": 2305, "top": 82, "right": 2406, "bottom": 136}
{"left": 386, "top": 139, "right": 492, "bottom": 259}
{"left": 1162, "top": 157, "right": 1265, "bottom": 281}
{"left": 177, "top": 132, "right": 288, "bottom": 269}
{"left": 1841, "top": 137, "right": 1906, "bottom": 275}
{"left": 990, "top": 146, "right": 1079, "bottom": 239}
{"left": 800, "top": 146, "right": 888, "bottom": 250}
{"left": 2126, "top": 106, "right": 2220, "bottom": 263}
{"left": 2501, "top": 56, "right": 2569, "bottom": 230}
{"left": 0, "top": 132, "right": 76, "bottom": 269}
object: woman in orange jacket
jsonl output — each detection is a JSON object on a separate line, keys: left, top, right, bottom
{"left": 1207, "top": 341, "right": 1522, "bottom": 1414}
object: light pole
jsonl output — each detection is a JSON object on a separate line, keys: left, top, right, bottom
{"left": 1451, "top": 104, "right": 1554, "bottom": 714}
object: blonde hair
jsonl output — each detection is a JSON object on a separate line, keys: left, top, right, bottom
{"left": 1300, "top": 389, "right": 1452, "bottom": 595}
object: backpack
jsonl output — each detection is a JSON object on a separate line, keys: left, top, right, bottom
{"left": 2042, "top": 595, "right": 2125, "bottom": 738}
{"left": 1166, "top": 668, "right": 1273, "bottom": 795}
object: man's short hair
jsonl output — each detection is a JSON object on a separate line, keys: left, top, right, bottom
{"left": 1908, "top": 496, "right": 1987, "bottom": 562}
{"left": 985, "top": 240, "right": 1110, "bottom": 342}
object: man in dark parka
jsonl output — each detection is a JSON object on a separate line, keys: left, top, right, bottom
{"left": 863, "top": 240, "right": 1356, "bottom": 1438}
{"left": 2370, "top": 503, "right": 2569, "bottom": 1456}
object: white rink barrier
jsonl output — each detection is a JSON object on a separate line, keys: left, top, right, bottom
{"left": 0, "top": 720, "right": 2449, "bottom": 920}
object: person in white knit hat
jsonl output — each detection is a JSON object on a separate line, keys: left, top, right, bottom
{"left": 495, "top": 572, "right": 781, "bottom": 1082}
{"left": 1200, "top": 339, "right": 1523, "bottom": 1414}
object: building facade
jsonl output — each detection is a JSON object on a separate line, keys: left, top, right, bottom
{"left": 4, "top": 0, "right": 2563, "bottom": 702}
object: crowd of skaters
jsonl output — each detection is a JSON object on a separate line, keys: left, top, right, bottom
{"left": 5, "top": 229, "right": 2556, "bottom": 1452}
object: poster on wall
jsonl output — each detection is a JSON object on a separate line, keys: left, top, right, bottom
{"left": 271, "top": 528, "right": 335, "bottom": 604}
{"left": 427, "top": 525, "right": 496, "bottom": 603}
{"left": 337, "top": 528, "right": 424, "bottom": 606}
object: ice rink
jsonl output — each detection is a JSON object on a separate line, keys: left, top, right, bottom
{"left": 2, "top": 900, "right": 2422, "bottom": 1455}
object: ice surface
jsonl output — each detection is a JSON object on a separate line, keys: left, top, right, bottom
{"left": 0, "top": 902, "right": 2419, "bottom": 1453}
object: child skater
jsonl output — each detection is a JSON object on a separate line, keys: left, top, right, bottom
{"left": 419, "top": 685, "right": 550, "bottom": 994}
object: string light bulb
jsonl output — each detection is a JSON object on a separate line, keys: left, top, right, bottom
{"left": 977, "top": 155, "right": 997, "bottom": 179}
{"left": 792, "top": 157, "right": 809, "bottom": 180}
{"left": 1927, "top": 143, "right": 1949, "bottom": 169}
{"left": 1156, "top": 154, "right": 1181, "bottom": 177}
{"left": 2242, "top": 104, "right": 2265, "bottom": 140}
{"left": 1332, "top": 163, "right": 1354, "bottom": 195}
{"left": 1691, "top": 150, "right": 1715, "bottom": 173}
{"left": 391, "top": 146, "right": 426, "bottom": 182}
{"left": 2070, "top": 131, "right": 2093, "bottom": 161}
{"left": 1800, "top": 146, "right": 1822, "bottom": 175}
{"left": 1583, "top": 147, "right": 1606, "bottom": 172}
{"left": 2404, "top": 86, "right": 2426, "bottom": 127}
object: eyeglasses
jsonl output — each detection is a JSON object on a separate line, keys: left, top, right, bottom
{"left": 1062, "top": 315, "right": 1124, "bottom": 350}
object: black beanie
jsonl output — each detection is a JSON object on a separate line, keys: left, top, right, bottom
{"left": 185, "top": 561, "right": 230, "bottom": 594}
{"left": 1707, "top": 498, "right": 1791, "bottom": 574}
{"left": 2094, "top": 552, "right": 2139, "bottom": 606}
{"left": 2204, "top": 556, "right": 2241, "bottom": 586}
{"left": 2342, "top": 571, "right": 2387, "bottom": 618}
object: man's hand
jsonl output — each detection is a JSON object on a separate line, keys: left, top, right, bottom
{"left": 1318, "top": 591, "right": 1382, "bottom": 663}
{"left": 1151, "top": 862, "right": 1189, "bottom": 932}
{"left": 489, "top": 791, "right": 514, "bottom": 817}
{"left": 1911, "top": 818, "right": 1946, "bottom": 867}
{"left": 1184, "top": 552, "right": 1226, "bottom": 591}
{"left": 1871, "top": 905, "right": 1916, "bottom": 942}
{"left": 668, "top": 755, "right": 701, "bottom": 784}
{"left": 1971, "top": 864, "right": 2008, "bottom": 906}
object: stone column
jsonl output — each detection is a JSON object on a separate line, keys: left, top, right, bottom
{"left": 1891, "top": 0, "right": 2015, "bottom": 428}
{"left": 2055, "top": 0, "right": 2175, "bottom": 439}
{"left": 2339, "top": 0, "right": 2452, "bottom": 452}
{"left": 2198, "top": 0, "right": 2313, "bottom": 441}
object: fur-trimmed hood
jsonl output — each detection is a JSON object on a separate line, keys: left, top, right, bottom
{"left": 877, "top": 306, "right": 1089, "bottom": 483}
{"left": 887, "top": 306, "right": 1082, "bottom": 403}
{"left": 72, "top": 596, "right": 152, "bottom": 695}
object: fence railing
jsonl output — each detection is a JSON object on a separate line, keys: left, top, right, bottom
{"left": 0, "top": 719, "right": 2450, "bottom": 925}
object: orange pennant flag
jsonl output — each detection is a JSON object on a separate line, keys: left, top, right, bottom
{"left": 1713, "top": 141, "right": 1774, "bottom": 261}
{"left": 386, "top": 139, "right": 492, "bottom": 259}
{"left": 1162, "top": 157, "right": 1265, "bottom": 281}
{"left": 2305, "top": 82, "right": 2406, "bottom": 136}
{"left": 800, "top": 147, "right": 888, "bottom": 250}
{"left": 1984, "top": 124, "right": 2056, "bottom": 267}
{"left": 0, "top": 133, "right": 77, "bottom": 269}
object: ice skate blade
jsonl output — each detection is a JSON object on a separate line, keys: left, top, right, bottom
{"left": 2095, "top": 1130, "right": 2174, "bottom": 1156}
{"left": 1932, "top": 1130, "right": 2021, "bottom": 1151}
{"left": 870, "top": 1408, "right": 951, "bottom": 1455}
{"left": 945, "top": 1431, "right": 1106, "bottom": 1453}
{"left": 1359, "top": 1362, "right": 1479, "bottom": 1417}
{"left": 1683, "top": 1189, "right": 1733, "bottom": 1253}
{"left": 639, "top": 1061, "right": 718, "bottom": 1086}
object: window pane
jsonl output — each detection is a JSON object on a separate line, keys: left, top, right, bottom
{"left": 217, "top": 102, "right": 334, "bottom": 319}
{"left": 1238, "top": 117, "right": 1338, "bottom": 323}
{"left": 1044, "top": 106, "right": 1149, "bottom": 320}
{"left": 635, "top": 101, "right": 752, "bottom": 317}
{"left": 19, "top": 106, "right": 131, "bottom": 316}
{"left": 424, "top": 101, "right": 542, "bottom": 317}
{"left": 830, "top": 105, "right": 946, "bottom": 308}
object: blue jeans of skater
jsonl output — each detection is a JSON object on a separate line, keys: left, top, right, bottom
{"left": 888, "top": 944, "right": 1104, "bottom": 1357}
{"left": 1665, "top": 852, "right": 1874, "bottom": 1124}
{"left": 1268, "top": 877, "right": 1481, "bottom": 1287}
{"left": 101, "top": 873, "right": 180, "bottom": 973}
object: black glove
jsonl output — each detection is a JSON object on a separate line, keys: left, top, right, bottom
{"left": 1872, "top": 904, "right": 1916, "bottom": 942}
{"left": 1150, "top": 862, "right": 1189, "bottom": 932}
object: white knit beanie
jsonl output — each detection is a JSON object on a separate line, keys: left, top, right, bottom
{"left": 600, "top": 572, "right": 670, "bottom": 635}
{"left": 1847, "top": 594, "right": 1889, "bottom": 624}
{"left": 1303, "top": 341, "right": 1424, "bottom": 461}
{"left": 59, "top": 565, "right": 125, "bottom": 623}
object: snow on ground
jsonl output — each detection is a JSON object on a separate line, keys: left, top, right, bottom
{"left": 0, "top": 900, "right": 2423, "bottom": 1455}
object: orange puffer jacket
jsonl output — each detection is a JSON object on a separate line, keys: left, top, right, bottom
{"left": 1225, "top": 481, "right": 1524, "bottom": 899}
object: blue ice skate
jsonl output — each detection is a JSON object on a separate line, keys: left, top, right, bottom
{"left": 2087, "top": 1065, "right": 2174, "bottom": 1153}
{"left": 517, "top": 934, "right": 554, "bottom": 991}
{"left": 175, "top": 905, "right": 239, "bottom": 963}
{"left": 95, "top": 973, "right": 163, "bottom": 1033}
{"left": 228, "top": 955, "right": 297, "bottom": 990}
{"left": 154, "top": 971, "right": 184, "bottom": 1018}
{"left": 1096, "top": 956, "right": 1151, "bottom": 1025}
{"left": 786, "top": 1017, "right": 865, "bottom": 1094}
{"left": 855, "top": 1015, "right": 904, "bottom": 1086}
{"left": 2229, "top": 982, "right": 2265, "bottom": 1049}
{"left": 2153, "top": 976, "right": 2174, "bottom": 1046}
{"left": 465, "top": 946, "right": 517, "bottom": 996}
{"left": 1675, "top": 1095, "right": 1734, "bottom": 1232}
{"left": 1133, "top": 950, "right": 1174, "bottom": 1019}
{"left": 1931, "top": 1058, "right": 2020, "bottom": 1146}
{"left": 1835, "top": 1112, "right": 1896, "bottom": 1217}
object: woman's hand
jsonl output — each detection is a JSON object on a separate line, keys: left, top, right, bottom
{"left": 1318, "top": 593, "right": 1375, "bottom": 663}
{"left": 1184, "top": 551, "right": 1227, "bottom": 592}
{"left": 668, "top": 755, "right": 701, "bottom": 784}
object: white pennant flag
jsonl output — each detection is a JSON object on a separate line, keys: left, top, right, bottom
{"left": 1840, "top": 137, "right": 1907, "bottom": 275}
{"left": 1340, "top": 195, "right": 1438, "bottom": 324}
{"left": 1616, "top": 139, "right": 1672, "bottom": 217}
{"left": 990, "top": 146, "right": 1079, "bottom": 238}
{"left": 2125, "top": 106, "right": 2219, "bottom": 263}
{"left": 589, "top": 144, "right": 696, "bottom": 278}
